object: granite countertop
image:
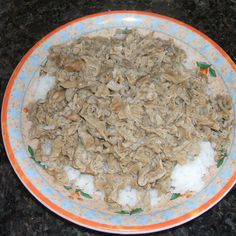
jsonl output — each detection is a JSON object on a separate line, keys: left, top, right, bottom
{"left": 0, "top": 0, "right": 235, "bottom": 235}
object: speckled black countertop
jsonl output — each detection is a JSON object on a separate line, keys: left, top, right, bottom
{"left": 0, "top": 1, "right": 235, "bottom": 235}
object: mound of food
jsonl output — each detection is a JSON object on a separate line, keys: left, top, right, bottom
{"left": 28, "top": 29, "right": 233, "bottom": 211}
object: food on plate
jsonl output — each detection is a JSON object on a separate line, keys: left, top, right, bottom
{"left": 27, "top": 29, "right": 233, "bottom": 212}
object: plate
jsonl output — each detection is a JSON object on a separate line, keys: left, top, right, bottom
{"left": 1, "top": 11, "right": 236, "bottom": 234}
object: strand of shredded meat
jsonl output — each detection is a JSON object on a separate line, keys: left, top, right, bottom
{"left": 28, "top": 29, "right": 233, "bottom": 208}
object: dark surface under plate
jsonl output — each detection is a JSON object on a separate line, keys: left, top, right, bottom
{"left": 0, "top": 0, "right": 236, "bottom": 235}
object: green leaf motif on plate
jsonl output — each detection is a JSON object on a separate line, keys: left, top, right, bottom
{"left": 28, "top": 145, "right": 34, "bottom": 157}
{"left": 75, "top": 189, "right": 92, "bottom": 199}
{"left": 196, "top": 61, "right": 211, "bottom": 69}
{"left": 171, "top": 193, "right": 181, "bottom": 200}
{"left": 209, "top": 67, "right": 217, "bottom": 77}
{"left": 115, "top": 208, "right": 143, "bottom": 215}
{"left": 64, "top": 185, "right": 72, "bottom": 190}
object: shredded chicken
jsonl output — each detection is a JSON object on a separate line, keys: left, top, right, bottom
{"left": 29, "top": 29, "right": 233, "bottom": 209}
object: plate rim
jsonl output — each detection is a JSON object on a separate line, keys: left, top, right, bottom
{"left": 1, "top": 10, "right": 236, "bottom": 234}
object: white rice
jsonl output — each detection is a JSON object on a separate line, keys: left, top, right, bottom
{"left": 35, "top": 75, "right": 55, "bottom": 101}
{"left": 118, "top": 185, "right": 138, "bottom": 208}
{"left": 94, "top": 190, "right": 105, "bottom": 199}
{"left": 65, "top": 166, "right": 96, "bottom": 195}
{"left": 171, "top": 141, "right": 215, "bottom": 193}
{"left": 75, "top": 174, "right": 95, "bottom": 195}
{"left": 149, "top": 189, "right": 159, "bottom": 206}
{"left": 41, "top": 139, "right": 52, "bottom": 156}
{"left": 64, "top": 166, "right": 80, "bottom": 181}
{"left": 64, "top": 141, "right": 215, "bottom": 206}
